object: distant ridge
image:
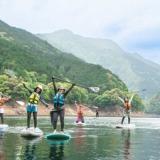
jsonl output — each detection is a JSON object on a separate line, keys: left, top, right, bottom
{"left": 0, "top": 20, "right": 127, "bottom": 92}
{"left": 38, "top": 30, "right": 160, "bottom": 97}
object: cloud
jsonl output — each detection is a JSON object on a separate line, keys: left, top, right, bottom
{"left": 0, "top": 0, "right": 160, "bottom": 59}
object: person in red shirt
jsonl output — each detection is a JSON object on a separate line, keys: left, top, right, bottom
{"left": 75, "top": 101, "right": 85, "bottom": 123}
{"left": 118, "top": 94, "right": 135, "bottom": 124}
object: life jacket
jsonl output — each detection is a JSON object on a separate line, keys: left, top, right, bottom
{"left": 78, "top": 111, "right": 83, "bottom": 117}
{"left": 124, "top": 102, "right": 131, "bottom": 110}
{"left": 53, "top": 93, "right": 65, "bottom": 107}
{"left": 77, "top": 107, "right": 83, "bottom": 117}
{"left": 29, "top": 92, "right": 40, "bottom": 104}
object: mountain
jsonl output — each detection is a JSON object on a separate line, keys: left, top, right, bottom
{"left": 0, "top": 20, "right": 127, "bottom": 92}
{"left": 139, "top": 53, "right": 160, "bottom": 65}
{"left": 37, "top": 30, "right": 160, "bottom": 97}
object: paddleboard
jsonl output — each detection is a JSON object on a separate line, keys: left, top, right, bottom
{"left": 116, "top": 124, "right": 135, "bottom": 129}
{"left": 0, "top": 124, "right": 9, "bottom": 132}
{"left": 46, "top": 139, "right": 70, "bottom": 145}
{"left": 45, "top": 132, "right": 71, "bottom": 140}
{"left": 21, "top": 127, "right": 43, "bottom": 138}
{"left": 74, "top": 121, "right": 86, "bottom": 126}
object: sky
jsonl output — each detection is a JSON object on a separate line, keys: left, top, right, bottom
{"left": 0, "top": 0, "right": 160, "bottom": 63}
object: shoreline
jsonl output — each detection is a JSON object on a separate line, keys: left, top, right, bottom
{"left": 2, "top": 104, "right": 160, "bottom": 118}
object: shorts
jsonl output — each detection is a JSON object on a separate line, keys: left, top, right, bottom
{"left": 123, "top": 109, "right": 131, "bottom": 117}
{"left": 26, "top": 103, "right": 38, "bottom": 112}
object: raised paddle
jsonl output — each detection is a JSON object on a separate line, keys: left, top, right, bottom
{"left": 52, "top": 76, "right": 100, "bottom": 93}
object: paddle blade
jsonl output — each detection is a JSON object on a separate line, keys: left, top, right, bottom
{"left": 92, "top": 106, "right": 98, "bottom": 109}
{"left": 16, "top": 101, "right": 25, "bottom": 106}
{"left": 88, "top": 87, "right": 100, "bottom": 93}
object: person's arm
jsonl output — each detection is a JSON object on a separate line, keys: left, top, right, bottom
{"left": 64, "top": 84, "right": 75, "bottom": 97}
{"left": 118, "top": 96, "right": 125, "bottom": 104}
{"left": 74, "top": 101, "right": 79, "bottom": 110}
{"left": 23, "top": 83, "right": 32, "bottom": 94}
{"left": 52, "top": 77, "right": 58, "bottom": 94}
{"left": 40, "top": 96, "right": 49, "bottom": 107}
{"left": 129, "top": 94, "right": 135, "bottom": 105}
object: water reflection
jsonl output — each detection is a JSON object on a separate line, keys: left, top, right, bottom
{"left": 0, "top": 134, "right": 5, "bottom": 160}
{"left": 23, "top": 137, "right": 42, "bottom": 160}
{"left": 24, "top": 143, "right": 36, "bottom": 160}
{"left": 4, "top": 117, "right": 160, "bottom": 160}
{"left": 121, "top": 130, "right": 131, "bottom": 160}
{"left": 49, "top": 144, "right": 64, "bottom": 160}
{"left": 74, "top": 127, "right": 85, "bottom": 150}
{"left": 46, "top": 136, "right": 70, "bottom": 160}
{"left": 46, "top": 139, "right": 69, "bottom": 146}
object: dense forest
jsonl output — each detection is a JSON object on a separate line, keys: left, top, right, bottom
{"left": 0, "top": 20, "right": 144, "bottom": 111}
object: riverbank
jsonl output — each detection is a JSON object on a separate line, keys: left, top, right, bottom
{"left": 3, "top": 104, "right": 95, "bottom": 116}
{"left": 2, "top": 103, "right": 159, "bottom": 118}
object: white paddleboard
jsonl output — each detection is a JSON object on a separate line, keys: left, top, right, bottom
{"left": 116, "top": 124, "right": 135, "bottom": 129}
{"left": 0, "top": 124, "right": 9, "bottom": 132}
{"left": 21, "top": 127, "right": 43, "bottom": 138}
{"left": 74, "top": 121, "right": 86, "bottom": 126}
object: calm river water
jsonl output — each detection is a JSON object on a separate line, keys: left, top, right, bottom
{"left": 1, "top": 117, "right": 160, "bottom": 160}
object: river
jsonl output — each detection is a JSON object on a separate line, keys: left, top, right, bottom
{"left": 1, "top": 117, "right": 160, "bottom": 160}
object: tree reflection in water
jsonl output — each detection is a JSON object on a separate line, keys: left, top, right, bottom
{"left": 121, "top": 129, "right": 131, "bottom": 160}
{"left": 49, "top": 144, "right": 64, "bottom": 160}
{"left": 0, "top": 133, "right": 5, "bottom": 160}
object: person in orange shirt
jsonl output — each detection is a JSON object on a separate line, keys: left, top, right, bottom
{"left": 118, "top": 94, "right": 135, "bottom": 124}
{"left": 0, "top": 94, "right": 10, "bottom": 124}
{"left": 75, "top": 101, "right": 85, "bottom": 123}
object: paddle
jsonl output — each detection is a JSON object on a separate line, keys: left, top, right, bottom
{"left": 0, "top": 91, "right": 26, "bottom": 108}
{"left": 133, "top": 89, "right": 146, "bottom": 93}
{"left": 52, "top": 76, "right": 100, "bottom": 93}
{"left": 16, "top": 101, "right": 25, "bottom": 106}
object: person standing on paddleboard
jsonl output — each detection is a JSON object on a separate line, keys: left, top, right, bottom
{"left": 118, "top": 94, "right": 135, "bottom": 124}
{"left": 96, "top": 109, "right": 99, "bottom": 117}
{"left": 51, "top": 77, "right": 75, "bottom": 133}
{"left": 0, "top": 94, "right": 10, "bottom": 124}
{"left": 75, "top": 101, "right": 85, "bottom": 123}
{"left": 23, "top": 83, "right": 48, "bottom": 129}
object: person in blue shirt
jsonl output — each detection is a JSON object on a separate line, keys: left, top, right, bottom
{"left": 51, "top": 77, "right": 75, "bottom": 133}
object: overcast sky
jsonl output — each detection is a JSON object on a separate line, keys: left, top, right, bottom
{"left": 0, "top": 0, "right": 160, "bottom": 62}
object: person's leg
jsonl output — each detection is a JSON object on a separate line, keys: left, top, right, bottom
{"left": 27, "top": 112, "right": 31, "bottom": 128}
{"left": 59, "top": 110, "right": 65, "bottom": 131}
{"left": 96, "top": 112, "right": 99, "bottom": 117}
{"left": 0, "top": 113, "right": 3, "bottom": 124}
{"left": 76, "top": 115, "right": 80, "bottom": 123}
{"left": 81, "top": 116, "right": 84, "bottom": 123}
{"left": 1, "top": 113, "right": 4, "bottom": 124}
{"left": 121, "top": 116, "right": 125, "bottom": 124}
{"left": 53, "top": 111, "right": 58, "bottom": 130}
{"left": 33, "top": 112, "right": 37, "bottom": 128}
{"left": 76, "top": 118, "right": 78, "bottom": 123}
{"left": 50, "top": 111, "right": 54, "bottom": 124}
{"left": 128, "top": 116, "right": 130, "bottom": 124}
{"left": 128, "top": 110, "right": 131, "bottom": 124}
{"left": 121, "top": 109, "right": 126, "bottom": 124}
